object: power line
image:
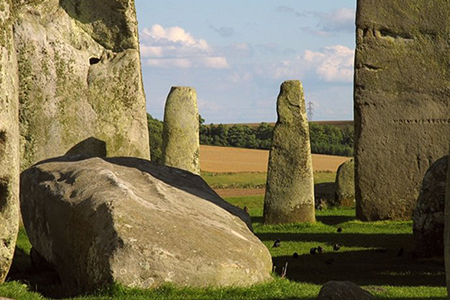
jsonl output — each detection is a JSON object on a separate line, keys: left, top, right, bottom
{"left": 307, "top": 102, "right": 314, "bottom": 121}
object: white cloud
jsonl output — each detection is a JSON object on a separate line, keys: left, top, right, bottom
{"left": 140, "top": 24, "right": 229, "bottom": 69}
{"left": 317, "top": 8, "right": 355, "bottom": 33}
{"left": 306, "top": 45, "right": 354, "bottom": 82}
{"left": 256, "top": 45, "right": 354, "bottom": 82}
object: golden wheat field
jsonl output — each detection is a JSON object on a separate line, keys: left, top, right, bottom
{"left": 200, "top": 145, "right": 351, "bottom": 173}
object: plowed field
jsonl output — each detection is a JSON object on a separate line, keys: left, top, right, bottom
{"left": 200, "top": 145, "right": 351, "bottom": 173}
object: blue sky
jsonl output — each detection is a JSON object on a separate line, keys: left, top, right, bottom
{"left": 135, "top": 1, "right": 357, "bottom": 123}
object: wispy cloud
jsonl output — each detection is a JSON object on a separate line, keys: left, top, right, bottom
{"left": 210, "top": 25, "right": 235, "bottom": 38}
{"left": 140, "top": 24, "right": 229, "bottom": 69}
{"left": 255, "top": 45, "right": 354, "bottom": 82}
{"left": 275, "top": 5, "right": 305, "bottom": 17}
{"left": 276, "top": 6, "right": 355, "bottom": 36}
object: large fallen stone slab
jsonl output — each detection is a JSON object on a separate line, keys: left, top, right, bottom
{"left": 355, "top": 1, "right": 450, "bottom": 220}
{"left": 0, "top": 0, "right": 20, "bottom": 283}
{"left": 14, "top": 0, "right": 149, "bottom": 170}
{"left": 413, "top": 155, "right": 447, "bottom": 258}
{"left": 20, "top": 156, "right": 272, "bottom": 292}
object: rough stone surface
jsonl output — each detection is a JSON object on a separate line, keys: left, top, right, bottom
{"left": 0, "top": 0, "right": 20, "bottom": 283}
{"left": 20, "top": 156, "right": 272, "bottom": 292}
{"left": 162, "top": 87, "right": 200, "bottom": 175}
{"left": 263, "top": 80, "right": 315, "bottom": 224}
{"left": 444, "top": 154, "right": 450, "bottom": 296}
{"left": 14, "top": 0, "right": 149, "bottom": 170}
{"left": 334, "top": 159, "right": 355, "bottom": 207}
{"left": 413, "top": 156, "right": 447, "bottom": 258}
{"left": 317, "top": 281, "right": 376, "bottom": 300}
{"left": 354, "top": 1, "right": 450, "bottom": 221}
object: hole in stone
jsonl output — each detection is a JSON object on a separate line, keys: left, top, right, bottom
{"left": 0, "top": 178, "right": 8, "bottom": 213}
{"left": 89, "top": 57, "right": 101, "bottom": 65}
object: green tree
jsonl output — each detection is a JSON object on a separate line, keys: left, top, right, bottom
{"left": 147, "top": 114, "right": 163, "bottom": 163}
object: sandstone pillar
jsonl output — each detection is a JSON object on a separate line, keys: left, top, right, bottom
{"left": 0, "top": 0, "right": 20, "bottom": 283}
{"left": 263, "top": 80, "right": 315, "bottom": 224}
{"left": 14, "top": 0, "right": 150, "bottom": 170}
{"left": 162, "top": 87, "right": 200, "bottom": 175}
{"left": 334, "top": 159, "right": 355, "bottom": 207}
{"left": 445, "top": 153, "right": 450, "bottom": 297}
{"left": 355, "top": 1, "right": 450, "bottom": 220}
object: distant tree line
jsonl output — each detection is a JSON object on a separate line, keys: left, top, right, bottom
{"left": 147, "top": 114, "right": 353, "bottom": 161}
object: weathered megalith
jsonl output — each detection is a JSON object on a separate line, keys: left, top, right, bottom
{"left": 317, "top": 281, "right": 376, "bottom": 300}
{"left": 413, "top": 156, "right": 447, "bottom": 258}
{"left": 355, "top": 1, "right": 450, "bottom": 221}
{"left": 0, "top": 0, "right": 20, "bottom": 283}
{"left": 162, "top": 87, "right": 200, "bottom": 175}
{"left": 334, "top": 159, "right": 355, "bottom": 207}
{"left": 20, "top": 156, "right": 272, "bottom": 292}
{"left": 444, "top": 153, "right": 450, "bottom": 295}
{"left": 263, "top": 80, "right": 315, "bottom": 224}
{"left": 14, "top": 0, "right": 149, "bottom": 170}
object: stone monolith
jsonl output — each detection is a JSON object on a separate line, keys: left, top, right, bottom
{"left": 0, "top": 0, "right": 20, "bottom": 283}
{"left": 355, "top": 1, "right": 450, "bottom": 220}
{"left": 444, "top": 153, "right": 450, "bottom": 296}
{"left": 413, "top": 156, "right": 446, "bottom": 258}
{"left": 162, "top": 87, "right": 200, "bottom": 175}
{"left": 334, "top": 159, "right": 355, "bottom": 207}
{"left": 14, "top": 0, "right": 150, "bottom": 170}
{"left": 263, "top": 80, "right": 315, "bottom": 224}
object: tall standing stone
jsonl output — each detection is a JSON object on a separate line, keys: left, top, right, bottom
{"left": 0, "top": 0, "right": 20, "bottom": 283}
{"left": 354, "top": 1, "right": 450, "bottom": 221}
{"left": 334, "top": 159, "right": 355, "bottom": 207}
{"left": 263, "top": 80, "right": 315, "bottom": 224}
{"left": 445, "top": 153, "right": 450, "bottom": 297}
{"left": 14, "top": 0, "right": 150, "bottom": 170}
{"left": 162, "top": 87, "right": 200, "bottom": 175}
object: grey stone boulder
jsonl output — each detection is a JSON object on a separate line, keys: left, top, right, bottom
{"left": 20, "top": 156, "right": 272, "bottom": 292}
{"left": 413, "top": 156, "right": 447, "bottom": 258}
{"left": 334, "top": 159, "right": 355, "bottom": 207}
{"left": 317, "top": 281, "right": 376, "bottom": 300}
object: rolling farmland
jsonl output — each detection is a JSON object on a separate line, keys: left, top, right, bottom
{"left": 200, "top": 145, "right": 351, "bottom": 173}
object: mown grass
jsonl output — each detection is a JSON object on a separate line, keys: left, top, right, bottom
{"left": 3, "top": 197, "right": 446, "bottom": 299}
{"left": 201, "top": 171, "right": 336, "bottom": 189}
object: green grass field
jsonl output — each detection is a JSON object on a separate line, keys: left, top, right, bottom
{"left": 201, "top": 171, "right": 336, "bottom": 189}
{"left": 2, "top": 175, "right": 447, "bottom": 299}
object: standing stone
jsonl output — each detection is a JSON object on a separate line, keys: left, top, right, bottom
{"left": 14, "top": 0, "right": 150, "bottom": 170}
{"left": 444, "top": 153, "right": 450, "bottom": 296}
{"left": 162, "top": 87, "right": 200, "bottom": 175}
{"left": 413, "top": 156, "right": 447, "bottom": 258}
{"left": 0, "top": 0, "right": 20, "bottom": 283}
{"left": 355, "top": 1, "right": 450, "bottom": 221}
{"left": 263, "top": 80, "right": 315, "bottom": 224}
{"left": 334, "top": 159, "right": 355, "bottom": 207}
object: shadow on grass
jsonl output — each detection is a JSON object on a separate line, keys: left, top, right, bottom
{"left": 7, "top": 246, "right": 65, "bottom": 299}
{"left": 316, "top": 215, "right": 355, "bottom": 225}
{"left": 272, "top": 249, "right": 445, "bottom": 288}
{"left": 257, "top": 232, "right": 412, "bottom": 249}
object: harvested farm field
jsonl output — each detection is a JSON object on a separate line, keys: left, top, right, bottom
{"left": 200, "top": 145, "right": 351, "bottom": 173}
